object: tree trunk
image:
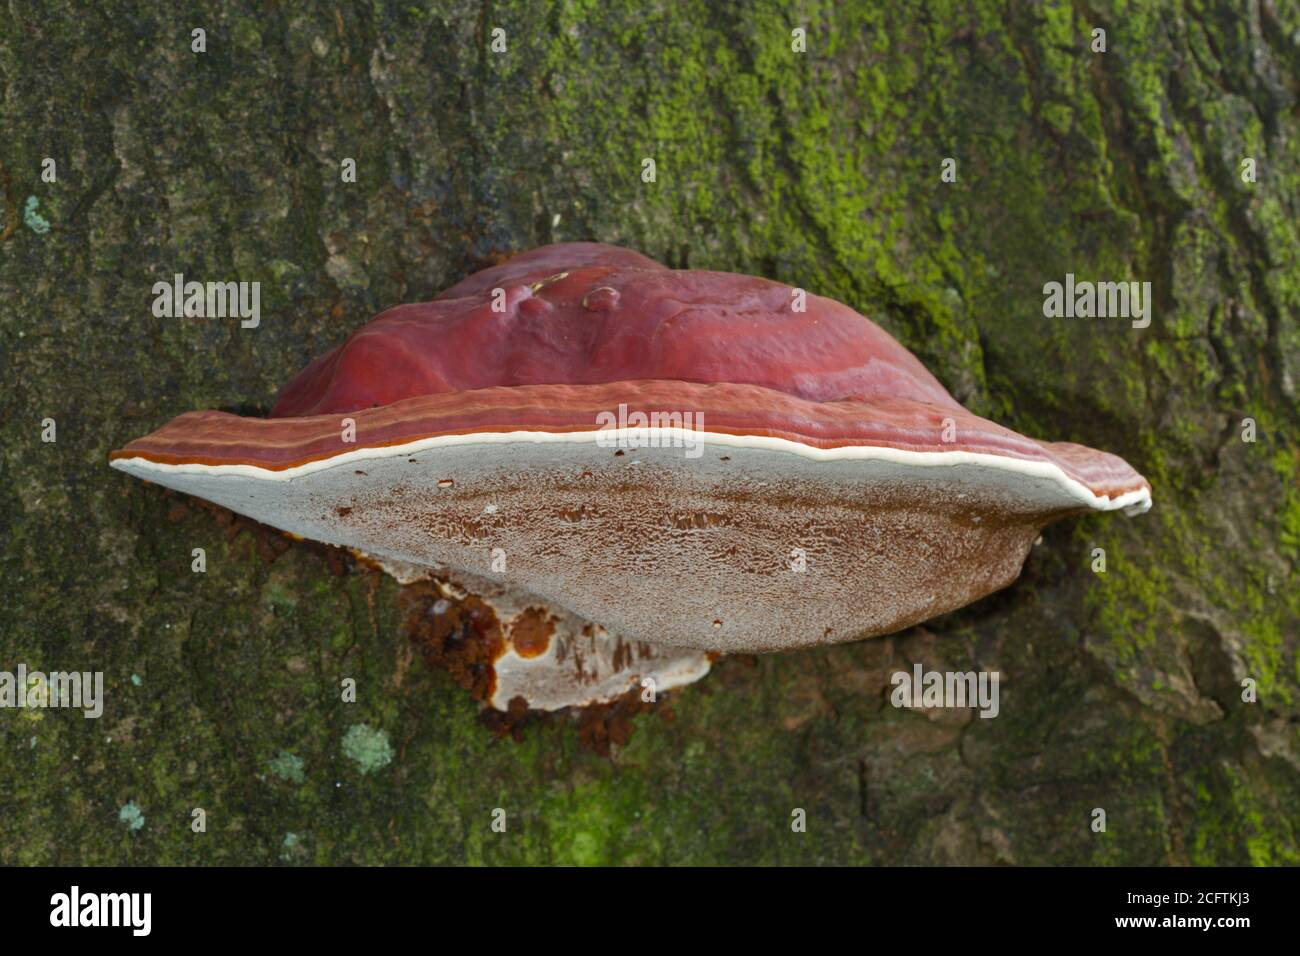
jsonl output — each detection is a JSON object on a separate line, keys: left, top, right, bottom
{"left": 1, "top": 0, "right": 1296, "bottom": 864}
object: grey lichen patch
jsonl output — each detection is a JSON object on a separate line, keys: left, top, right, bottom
{"left": 267, "top": 751, "right": 306, "bottom": 785}
{"left": 22, "top": 195, "right": 50, "bottom": 234}
{"left": 341, "top": 724, "right": 394, "bottom": 775}
{"left": 280, "top": 832, "right": 306, "bottom": 862}
{"left": 117, "top": 801, "right": 145, "bottom": 832}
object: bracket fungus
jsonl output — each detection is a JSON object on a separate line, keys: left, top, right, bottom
{"left": 112, "top": 242, "right": 1152, "bottom": 712}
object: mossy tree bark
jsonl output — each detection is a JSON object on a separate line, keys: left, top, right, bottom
{"left": 1, "top": 0, "right": 1297, "bottom": 863}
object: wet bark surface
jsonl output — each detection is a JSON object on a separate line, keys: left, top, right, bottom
{"left": 1, "top": 0, "right": 1297, "bottom": 864}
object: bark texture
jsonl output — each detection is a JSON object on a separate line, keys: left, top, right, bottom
{"left": 1, "top": 0, "right": 1298, "bottom": 864}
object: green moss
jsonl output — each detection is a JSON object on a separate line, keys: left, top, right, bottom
{"left": 1, "top": 0, "right": 1296, "bottom": 866}
{"left": 1189, "top": 763, "right": 1300, "bottom": 866}
{"left": 1274, "top": 451, "right": 1300, "bottom": 561}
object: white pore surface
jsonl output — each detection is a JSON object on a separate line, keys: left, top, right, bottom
{"left": 112, "top": 428, "right": 1150, "bottom": 653}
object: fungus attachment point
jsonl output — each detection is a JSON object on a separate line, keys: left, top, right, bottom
{"left": 111, "top": 242, "right": 1151, "bottom": 711}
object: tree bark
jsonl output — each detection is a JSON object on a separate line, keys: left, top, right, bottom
{"left": 1, "top": 0, "right": 1296, "bottom": 864}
